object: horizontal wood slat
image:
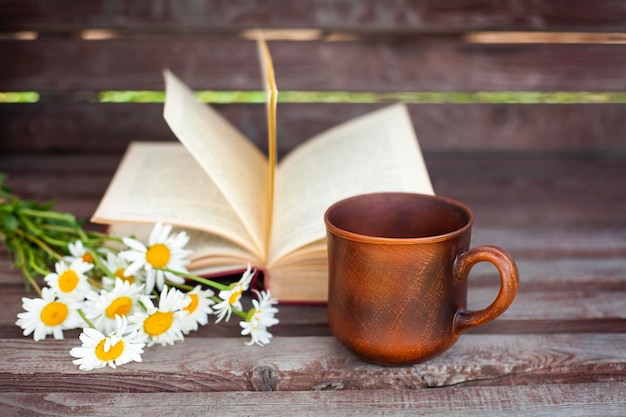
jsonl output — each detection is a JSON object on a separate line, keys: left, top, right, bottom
{"left": 7, "top": 247, "right": 625, "bottom": 286}
{"left": 1, "top": 335, "right": 625, "bottom": 392}
{"left": 2, "top": 0, "right": 626, "bottom": 33}
{"left": 1, "top": 103, "right": 625, "bottom": 154}
{"left": 1, "top": 383, "right": 625, "bottom": 417}
{"left": 3, "top": 38, "right": 626, "bottom": 91}
{"left": 3, "top": 229, "right": 625, "bottom": 336}
{"left": 3, "top": 279, "right": 625, "bottom": 339}
{"left": 2, "top": 155, "right": 624, "bottom": 227}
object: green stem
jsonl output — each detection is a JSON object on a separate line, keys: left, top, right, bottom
{"left": 87, "top": 277, "right": 104, "bottom": 291}
{"left": 37, "top": 225, "right": 114, "bottom": 247}
{"left": 76, "top": 227, "right": 89, "bottom": 242}
{"left": 162, "top": 268, "right": 230, "bottom": 292}
{"left": 20, "top": 208, "right": 77, "bottom": 223}
{"left": 24, "top": 245, "right": 50, "bottom": 276}
{"left": 89, "top": 249, "right": 113, "bottom": 277}
{"left": 13, "top": 241, "right": 42, "bottom": 296}
{"left": 31, "top": 229, "right": 72, "bottom": 248}
{"left": 39, "top": 224, "right": 78, "bottom": 234}
{"left": 17, "top": 229, "right": 63, "bottom": 261}
{"left": 86, "top": 230, "right": 122, "bottom": 242}
{"left": 77, "top": 309, "right": 96, "bottom": 329}
{"left": 166, "top": 281, "right": 195, "bottom": 292}
{"left": 230, "top": 307, "right": 248, "bottom": 320}
{"left": 17, "top": 212, "right": 44, "bottom": 237}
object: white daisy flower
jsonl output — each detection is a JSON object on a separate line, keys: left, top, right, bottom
{"left": 250, "top": 290, "right": 279, "bottom": 329}
{"left": 44, "top": 259, "right": 93, "bottom": 300}
{"left": 84, "top": 278, "right": 145, "bottom": 335}
{"left": 16, "top": 287, "right": 82, "bottom": 341}
{"left": 128, "top": 286, "right": 189, "bottom": 347}
{"left": 239, "top": 290, "right": 279, "bottom": 346}
{"left": 213, "top": 264, "right": 254, "bottom": 323}
{"left": 119, "top": 222, "right": 192, "bottom": 294}
{"left": 70, "top": 315, "right": 145, "bottom": 371}
{"left": 101, "top": 252, "right": 144, "bottom": 290}
{"left": 64, "top": 240, "right": 95, "bottom": 265}
{"left": 180, "top": 285, "right": 215, "bottom": 334}
{"left": 240, "top": 320, "right": 273, "bottom": 346}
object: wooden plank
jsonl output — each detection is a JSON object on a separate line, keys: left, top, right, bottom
{"left": 471, "top": 286, "right": 626, "bottom": 320}
{"left": 472, "top": 227, "right": 626, "bottom": 258}
{"left": 2, "top": 285, "right": 626, "bottom": 337}
{"left": 427, "top": 156, "right": 626, "bottom": 228}
{"left": 3, "top": 270, "right": 625, "bottom": 338}
{"left": 3, "top": 38, "right": 626, "bottom": 91}
{"left": 2, "top": 193, "right": 623, "bottom": 233}
{"left": 0, "top": 383, "right": 624, "bottom": 417}
{"left": 7, "top": 247, "right": 623, "bottom": 287}
{"left": 1, "top": 155, "right": 625, "bottom": 227}
{"left": 3, "top": 294, "right": 625, "bottom": 339}
{"left": 1, "top": 103, "right": 625, "bottom": 154}
{"left": 4, "top": 245, "right": 626, "bottom": 337}
{"left": 0, "top": 335, "right": 625, "bottom": 392}
{"left": 2, "top": 0, "right": 626, "bottom": 33}
{"left": 466, "top": 257, "right": 626, "bottom": 285}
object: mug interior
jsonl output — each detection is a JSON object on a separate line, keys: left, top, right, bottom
{"left": 325, "top": 193, "right": 471, "bottom": 240}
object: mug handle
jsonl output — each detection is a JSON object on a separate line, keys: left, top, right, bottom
{"left": 453, "top": 245, "right": 519, "bottom": 333}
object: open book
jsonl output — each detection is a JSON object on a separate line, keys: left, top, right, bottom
{"left": 92, "top": 40, "right": 434, "bottom": 302}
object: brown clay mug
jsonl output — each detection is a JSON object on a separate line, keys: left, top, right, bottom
{"left": 324, "top": 192, "right": 519, "bottom": 366}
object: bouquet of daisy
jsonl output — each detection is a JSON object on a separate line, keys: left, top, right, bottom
{"left": 0, "top": 175, "right": 278, "bottom": 371}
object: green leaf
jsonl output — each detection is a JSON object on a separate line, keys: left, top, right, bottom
{"left": 3, "top": 213, "right": 19, "bottom": 231}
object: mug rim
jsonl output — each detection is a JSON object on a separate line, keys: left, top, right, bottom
{"left": 324, "top": 192, "right": 473, "bottom": 244}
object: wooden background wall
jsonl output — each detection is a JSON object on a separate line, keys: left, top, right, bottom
{"left": 1, "top": 0, "right": 625, "bottom": 159}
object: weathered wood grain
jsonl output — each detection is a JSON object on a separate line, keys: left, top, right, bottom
{"left": 471, "top": 227, "right": 626, "bottom": 258}
{"left": 2, "top": 103, "right": 625, "bottom": 154}
{"left": 3, "top": 38, "right": 626, "bottom": 91}
{"left": 3, "top": 279, "right": 626, "bottom": 337}
{"left": 3, "top": 0, "right": 626, "bottom": 33}
{"left": 1, "top": 335, "right": 625, "bottom": 393}
{"left": 3, "top": 239, "right": 626, "bottom": 330}
{"left": 0, "top": 383, "right": 624, "bottom": 417}
{"left": 2, "top": 155, "right": 625, "bottom": 227}
{"left": 3, "top": 273, "right": 625, "bottom": 338}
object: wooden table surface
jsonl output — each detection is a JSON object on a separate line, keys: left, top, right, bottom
{"left": 1, "top": 153, "right": 625, "bottom": 416}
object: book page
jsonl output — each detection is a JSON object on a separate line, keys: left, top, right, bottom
{"left": 269, "top": 104, "right": 434, "bottom": 263}
{"left": 257, "top": 37, "right": 279, "bottom": 253}
{"left": 267, "top": 257, "right": 329, "bottom": 302}
{"left": 108, "top": 222, "right": 263, "bottom": 267}
{"left": 163, "top": 70, "right": 270, "bottom": 259}
{"left": 91, "top": 143, "right": 260, "bottom": 257}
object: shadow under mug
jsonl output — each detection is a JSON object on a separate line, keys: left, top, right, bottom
{"left": 324, "top": 192, "right": 519, "bottom": 366}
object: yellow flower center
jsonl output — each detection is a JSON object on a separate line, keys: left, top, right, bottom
{"left": 144, "top": 311, "right": 173, "bottom": 336}
{"left": 145, "top": 244, "right": 171, "bottom": 268}
{"left": 114, "top": 268, "right": 135, "bottom": 284}
{"left": 105, "top": 296, "right": 133, "bottom": 319}
{"left": 40, "top": 301, "right": 69, "bottom": 326}
{"left": 229, "top": 286, "right": 243, "bottom": 306}
{"left": 95, "top": 338, "right": 125, "bottom": 362}
{"left": 82, "top": 252, "right": 94, "bottom": 263}
{"left": 58, "top": 270, "right": 79, "bottom": 293}
{"left": 184, "top": 294, "right": 199, "bottom": 314}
